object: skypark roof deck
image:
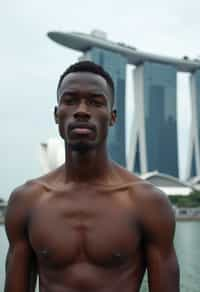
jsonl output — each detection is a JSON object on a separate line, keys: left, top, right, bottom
{"left": 47, "top": 30, "right": 200, "bottom": 73}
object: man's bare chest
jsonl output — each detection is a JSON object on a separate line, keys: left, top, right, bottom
{"left": 28, "top": 185, "right": 141, "bottom": 268}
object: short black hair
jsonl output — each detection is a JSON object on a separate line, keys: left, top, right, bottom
{"left": 57, "top": 61, "right": 115, "bottom": 107}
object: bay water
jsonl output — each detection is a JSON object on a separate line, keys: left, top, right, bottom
{"left": 1, "top": 222, "right": 200, "bottom": 291}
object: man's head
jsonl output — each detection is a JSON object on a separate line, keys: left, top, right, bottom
{"left": 57, "top": 61, "right": 115, "bottom": 108}
{"left": 54, "top": 61, "right": 116, "bottom": 152}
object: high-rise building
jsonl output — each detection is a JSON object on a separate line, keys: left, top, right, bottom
{"left": 132, "top": 62, "right": 178, "bottom": 177}
{"left": 186, "top": 71, "right": 200, "bottom": 178}
{"left": 82, "top": 47, "right": 127, "bottom": 166}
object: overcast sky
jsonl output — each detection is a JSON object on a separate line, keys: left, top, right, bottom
{"left": 1, "top": 0, "right": 199, "bottom": 200}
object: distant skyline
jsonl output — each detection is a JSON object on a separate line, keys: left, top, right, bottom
{"left": 1, "top": 0, "right": 199, "bottom": 200}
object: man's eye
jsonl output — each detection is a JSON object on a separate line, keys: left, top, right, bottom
{"left": 63, "top": 98, "right": 75, "bottom": 105}
{"left": 90, "top": 99, "right": 104, "bottom": 106}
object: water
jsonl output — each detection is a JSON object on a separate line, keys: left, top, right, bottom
{"left": 1, "top": 222, "right": 200, "bottom": 291}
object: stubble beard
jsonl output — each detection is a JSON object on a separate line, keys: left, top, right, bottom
{"left": 70, "top": 141, "right": 97, "bottom": 153}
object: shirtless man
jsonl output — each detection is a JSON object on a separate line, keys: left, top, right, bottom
{"left": 4, "top": 61, "right": 179, "bottom": 292}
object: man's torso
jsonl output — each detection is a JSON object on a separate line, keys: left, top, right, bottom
{"left": 27, "top": 173, "right": 147, "bottom": 292}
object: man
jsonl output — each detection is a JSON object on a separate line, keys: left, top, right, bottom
{"left": 4, "top": 61, "right": 179, "bottom": 292}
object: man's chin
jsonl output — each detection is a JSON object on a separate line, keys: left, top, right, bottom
{"left": 70, "top": 142, "right": 96, "bottom": 153}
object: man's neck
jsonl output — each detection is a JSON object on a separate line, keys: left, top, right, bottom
{"left": 64, "top": 143, "right": 112, "bottom": 183}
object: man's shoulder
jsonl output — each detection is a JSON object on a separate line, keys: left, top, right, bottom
{"left": 5, "top": 169, "right": 60, "bottom": 233}
{"left": 132, "top": 181, "right": 175, "bottom": 237}
{"left": 112, "top": 163, "right": 174, "bottom": 224}
{"left": 9, "top": 177, "right": 45, "bottom": 202}
{"left": 7, "top": 179, "right": 42, "bottom": 218}
{"left": 130, "top": 178, "right": 173, "bottom": 216}
{"left": 5, "top": 180, "right": 42, "bottom": 236}
{"left": 9, "top": 164, "right": 64, "bottom": 204}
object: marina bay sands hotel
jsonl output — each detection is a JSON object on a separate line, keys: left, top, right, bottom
{"left": 48, "top": 30, "right": 200, "bottom": 179}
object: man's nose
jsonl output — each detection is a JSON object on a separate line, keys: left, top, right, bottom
{"left": 73, "top": 100, "right": 91, "bottom": 120}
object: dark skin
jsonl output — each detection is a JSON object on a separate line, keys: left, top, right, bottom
{"left": 4, "top": 72, "right": 180, "bottom": 292}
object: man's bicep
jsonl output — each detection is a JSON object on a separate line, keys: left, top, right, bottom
{"left": 4, "top": 187, "right": 37, "bottom": 292}
{"left": 146, "top": 240, "right": 179, "bottom": 292}
{"left": 144, "top": 192, "right": 180, "bottom": 291}
{"left": 4, "top": 239, "right": 37, "bottom": 292}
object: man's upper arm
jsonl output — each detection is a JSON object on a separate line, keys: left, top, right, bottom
{"left": 4, "top": 184, "right": 37, "bottom": 292}
{"left": 142, "top": 188, "right": 180, "bottom": 292}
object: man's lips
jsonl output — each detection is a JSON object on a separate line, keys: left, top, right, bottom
{"left": 71, "top": 128, "right": 93, "bottom": 134}
{"left": 69, "top": 123, "right": 96, "bottom": 135}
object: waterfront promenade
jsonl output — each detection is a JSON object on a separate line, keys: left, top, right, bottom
{"left": 0, "top": 202, "right": 6, "bottom": 224}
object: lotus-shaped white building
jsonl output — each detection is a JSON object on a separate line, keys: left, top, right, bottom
{"left": 39, "top": 137, "right": 65, "bottom": 174}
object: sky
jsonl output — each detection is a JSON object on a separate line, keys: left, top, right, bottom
{"left": 0, "top": 0, "right": 199, "bottom": 200}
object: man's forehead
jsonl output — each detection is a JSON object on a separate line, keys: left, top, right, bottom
{"left": 59, "top": 72, "right": 110, "bottom": 93}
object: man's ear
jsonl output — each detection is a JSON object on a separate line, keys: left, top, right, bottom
{"left": 54, "top": 106, "right": 59, "bottom": 124}
{"left": 109, "top": 109, "right": 117, "bottom": 126}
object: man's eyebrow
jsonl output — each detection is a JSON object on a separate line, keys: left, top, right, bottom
{"left": 60, "top": 90, "right": 107, "bottom": 98}
{"left": 89, "top": 92, "right": 107, "bottom": 98}
{"left": 59, "top": 90, "right": 78, "bottom": 98}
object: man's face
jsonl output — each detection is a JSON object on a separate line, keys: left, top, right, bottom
{"left": 55, "top": 72, "right": 116, "bottom": 151}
